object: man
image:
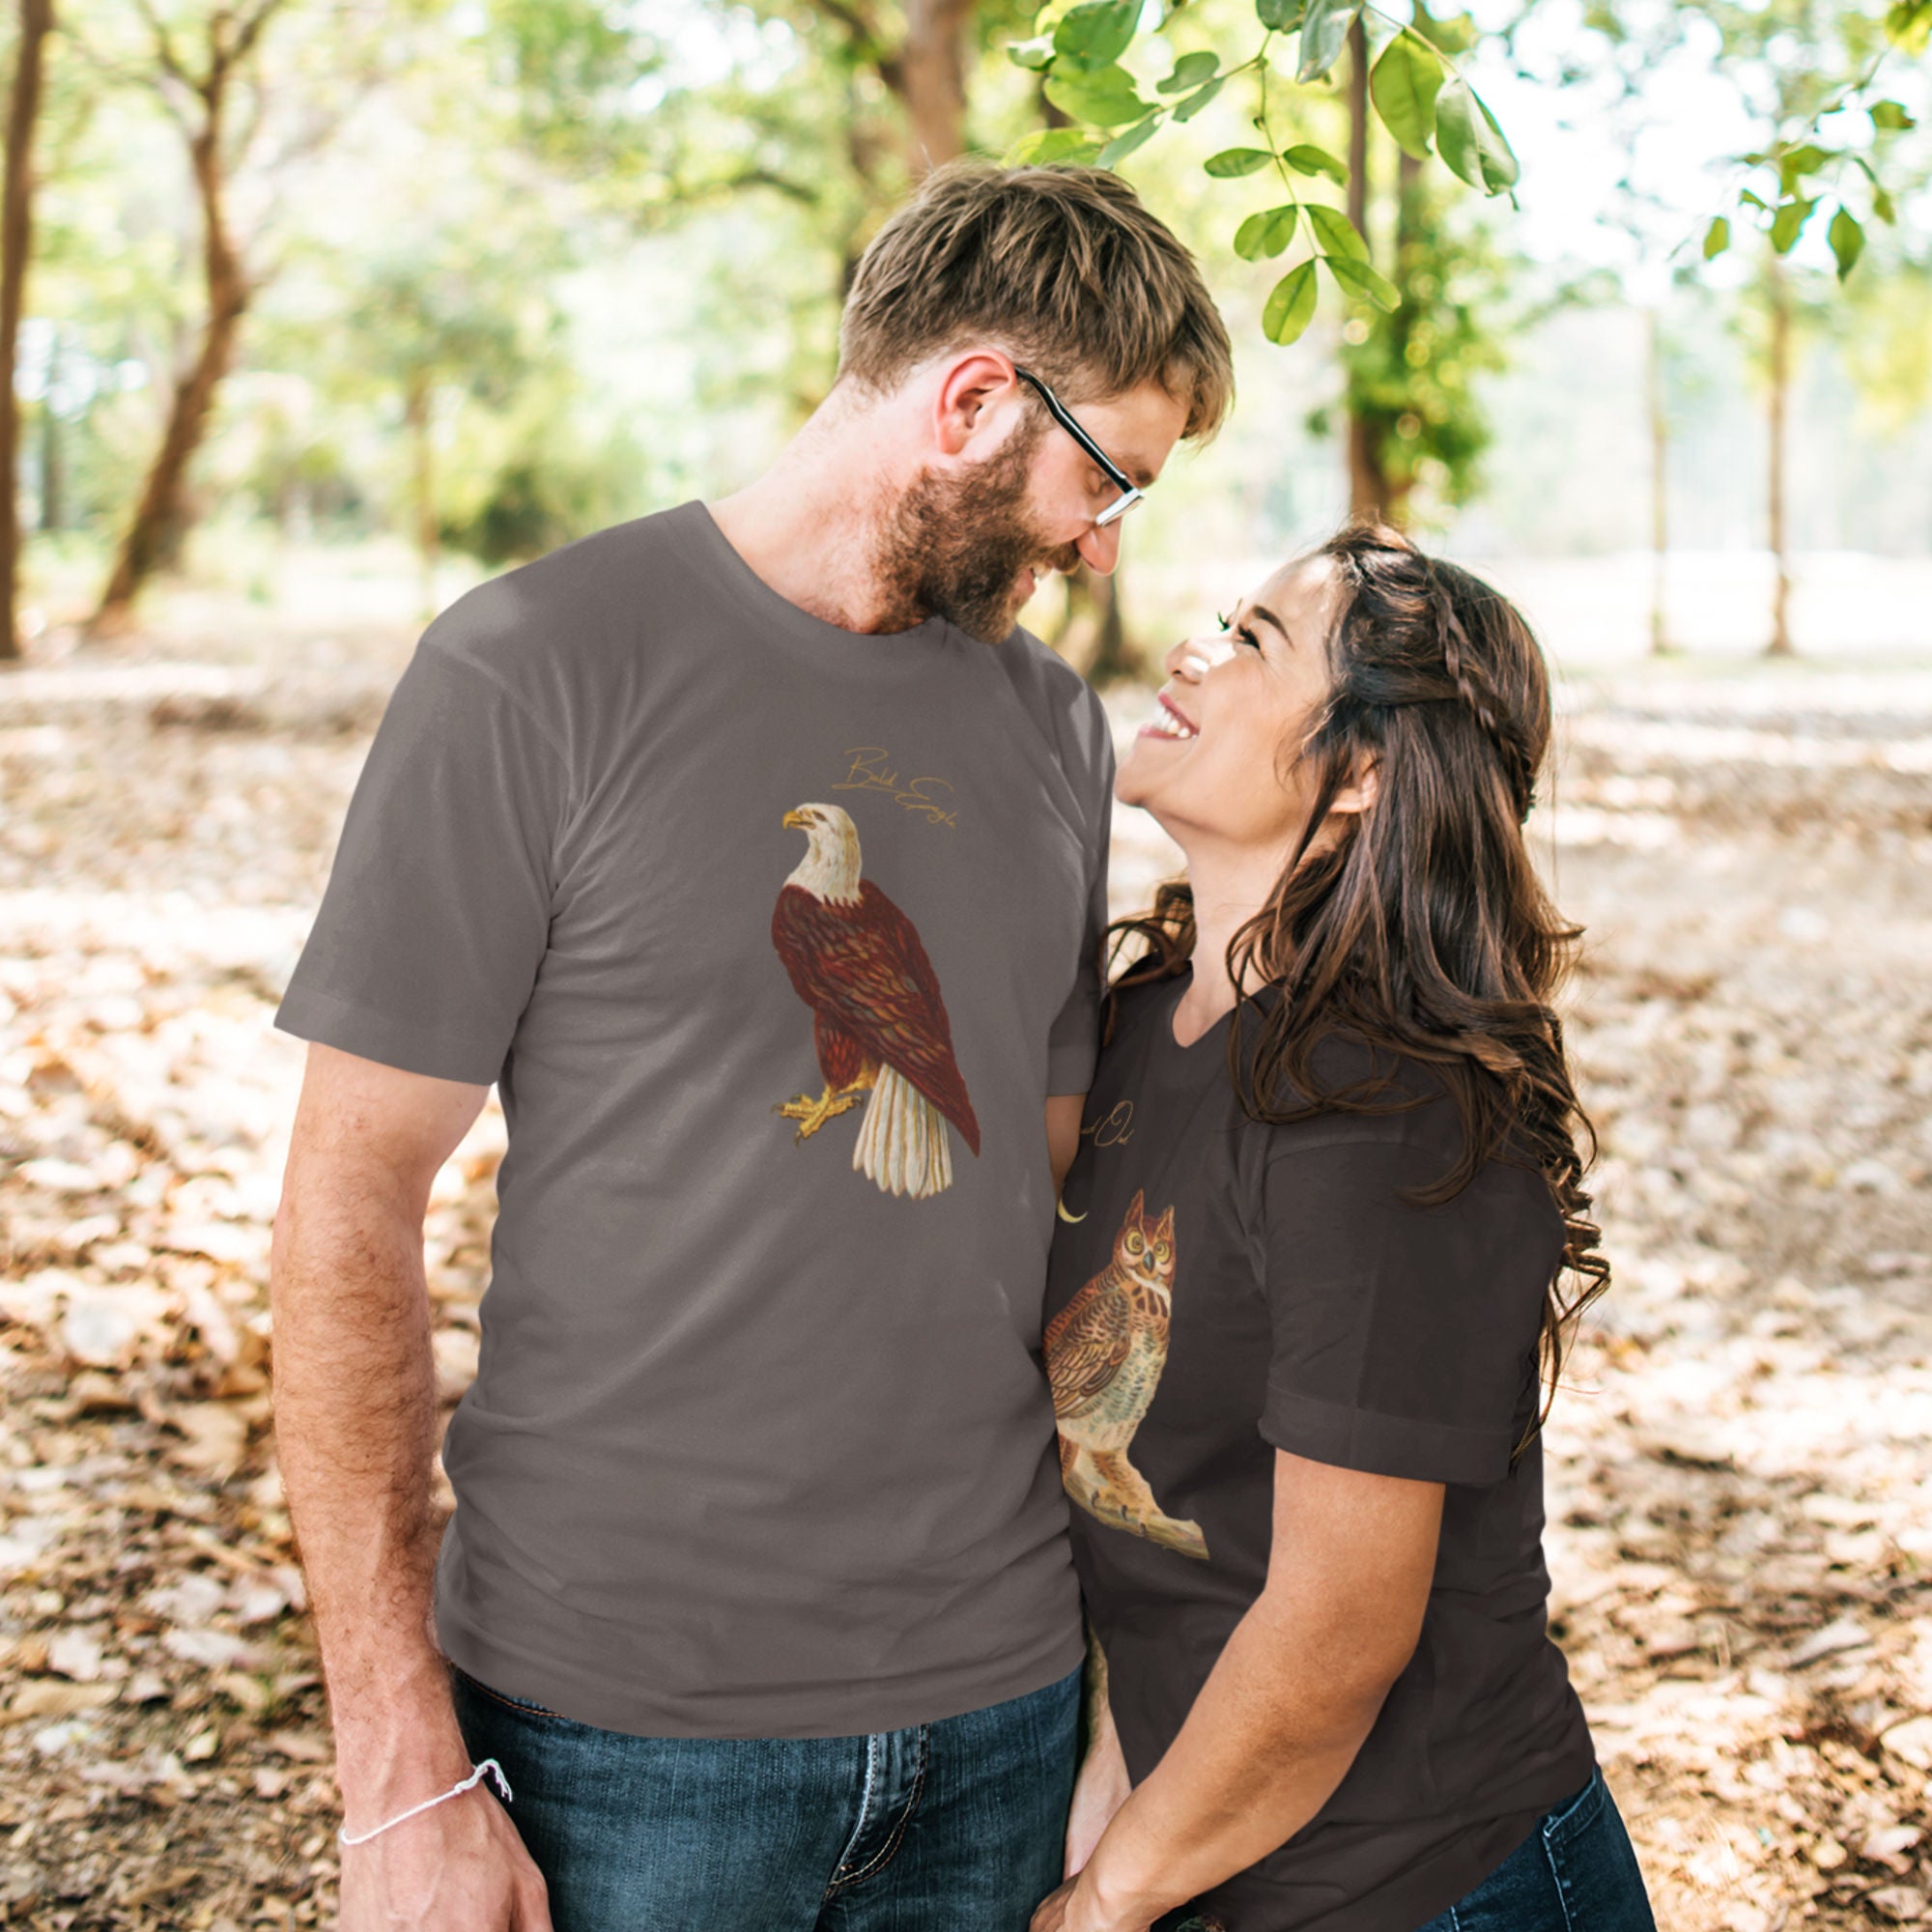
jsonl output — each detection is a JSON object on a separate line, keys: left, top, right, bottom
{"left": 270, "top": 161, "right": 1232, "bottom": 1932}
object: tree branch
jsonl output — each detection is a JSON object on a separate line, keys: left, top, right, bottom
{"left": 129, "top": 0, "right": 199, "bottom": 94}
{"left": 229, "top": 0, "right": 298, "bottom": 71}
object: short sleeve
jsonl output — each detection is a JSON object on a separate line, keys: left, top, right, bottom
{"left": 274, "top": 638, "right": 569, "bottom": 1085}
{"left": 1045, "top": 695, "right": 1115, "bottom": 1096}
{"left": 1257, "top": 1125, "right": 1560, "bottom": 1487}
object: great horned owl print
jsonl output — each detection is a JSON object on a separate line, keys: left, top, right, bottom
{"left": 1045, "top": 1190, "right": 1208, "bottom": 1561}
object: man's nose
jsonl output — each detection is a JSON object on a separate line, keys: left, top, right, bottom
{"left": 1074, "top": 519, "right": 1123, "bottom": 577}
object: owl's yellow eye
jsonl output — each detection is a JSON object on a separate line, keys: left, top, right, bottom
{"left": 1154, "top": 1242, "right": 1170, "bottom": 1262}
{"left": 1126, "top": 1233, "right": 1144, "bottom": 1253}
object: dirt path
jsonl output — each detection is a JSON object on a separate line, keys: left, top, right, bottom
{"left": 1, "top": 642, "right": 1928, "bottom": 1928}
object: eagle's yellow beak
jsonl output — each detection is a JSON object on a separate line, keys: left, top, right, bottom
{"left": 781, "top": 809, "right": 807, "bottom": 831}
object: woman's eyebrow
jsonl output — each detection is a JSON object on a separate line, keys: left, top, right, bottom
{"left": 1249, "top": 604, "right": 1293, "bottom": 644}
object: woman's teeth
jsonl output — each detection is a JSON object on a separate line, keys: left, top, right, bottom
{"left": 1145, "top": 703, "right": 1197, "bottom": 740}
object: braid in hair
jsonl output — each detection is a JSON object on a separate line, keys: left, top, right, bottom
{"left": 1418, "top": 554, "right": 1538, "bottom": 820}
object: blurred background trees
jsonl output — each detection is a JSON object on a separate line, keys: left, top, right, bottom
{"left": 0, "top": 0, "right": 1926, "bottom": 670}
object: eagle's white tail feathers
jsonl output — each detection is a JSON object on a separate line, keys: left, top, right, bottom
{"left": 854, "top": 1063, "right": 954, "bottom": 1199}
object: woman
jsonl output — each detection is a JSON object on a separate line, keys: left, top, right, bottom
{"left": 1031, "top": 525, "right": 1655, "bottom": 1932}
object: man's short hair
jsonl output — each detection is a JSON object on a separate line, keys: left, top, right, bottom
{"left": 838, "top": 162, "right": 1234, "bottom": 441}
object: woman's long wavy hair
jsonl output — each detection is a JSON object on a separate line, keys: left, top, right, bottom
{"left": 1108, "top": 522, "right": 1607, "bottom": 1443}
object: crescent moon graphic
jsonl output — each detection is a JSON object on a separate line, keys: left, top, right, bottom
{"left": 1056, "top": 1196, "right": 1088, "bottom": 1225}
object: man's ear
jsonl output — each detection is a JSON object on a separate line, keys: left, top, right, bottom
{"left": 932, "top": 352, "right": 1022, "bottom": 459}
{"left": 1328, "top": 754, "right": 1379, "bottom": 819}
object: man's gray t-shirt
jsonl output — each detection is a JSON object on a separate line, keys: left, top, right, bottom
{"left": 276, "top": 502, "right": 1110, "bottom": 1738}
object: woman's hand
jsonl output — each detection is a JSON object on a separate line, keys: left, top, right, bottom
{"left": 1065, "top": 1703, "right": 1134, "bottom": 1878}
{"left": 1029, "top": 1874, "right": 1151, "bottom": 1932}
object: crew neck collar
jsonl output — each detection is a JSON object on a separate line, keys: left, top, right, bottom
{"left": 680, "top": 498, "right": 990, "bottom": 663}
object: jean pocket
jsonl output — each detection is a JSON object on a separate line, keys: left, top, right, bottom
{"left": 451, "top": 1663, "right": 562, "bottom": 1721}
{"left": 1542, "top": 1771, "right": 1659, "bottom": 1932}
{"left": 1540, "top": 1768, "right": 1606, "bottom": 1849}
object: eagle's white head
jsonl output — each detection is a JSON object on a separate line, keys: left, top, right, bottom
{"left": 781, "top": 803, "right": 864, "bottom": 905}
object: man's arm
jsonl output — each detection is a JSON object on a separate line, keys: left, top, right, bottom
{"left": 1032, "top": 1450, "right": 1443, "bottom": 1932}
{"left": 271, "top": 1043, "right": 550, "bottom": 1931}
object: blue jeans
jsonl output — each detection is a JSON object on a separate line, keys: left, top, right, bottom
{"left": 1417, "top": 1770, "right": 1657, "bottom": 1931}
{"left": 1152, "top": 1769, "right": 1653, "bottom": 1932}
{"left": 449, "top": 1662, "right": 1080, "bottom": 1932}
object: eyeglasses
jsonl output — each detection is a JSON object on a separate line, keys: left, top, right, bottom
{"left": 1012, "top": 365, "right": 1145, "bottom": 529}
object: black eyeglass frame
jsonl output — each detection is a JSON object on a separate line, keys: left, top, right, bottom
{"left": 1012, "top": 365, "right": 1145, "bottom": 529}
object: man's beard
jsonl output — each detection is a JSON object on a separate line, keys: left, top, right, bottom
{"left": 870, "top": 424, "right": 1079, "bottom": 644}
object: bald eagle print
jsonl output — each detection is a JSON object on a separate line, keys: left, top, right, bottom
{"left": 771, "top": 803, "right": 980, "bottom": 1201}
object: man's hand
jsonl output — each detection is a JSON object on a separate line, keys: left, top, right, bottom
{"left": 1065, "top": 1699, "right": 1132, "bottom": 1879}
{"left": 1030, "top": 1874, "right": 1151, "bottom": 1932}
{"left": 338, "top": 1786, "right": 552, "bottom": 1931}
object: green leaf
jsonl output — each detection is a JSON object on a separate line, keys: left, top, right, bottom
{"left": 1256, "top": 0, "right": 1305, "bottom": 28}
{"left": 1304, "top": 202, "right": 1369, "bottom": 262}
{"left": 1098, "top": 113, "right": 1162, "bottom": 168}
{"left": 1045, "top": 64, "right": 1152, "bottom": 126}
{"left": 1776, "top": 143, "right": 1832, "bottom": 194}
{"left": 1870, "top": 99, "right": 1916, "bottom": 130}
{"left": 1828, "top": 205, "right": 1864, "bottom": 279}
{"left": 1322, "top": 252, "right": 1400, "bottom": 311}
{"left": 1235, "top": 205, "right": 1301, "bottom": 260}
{"left": 1369, "top": 32, "right": 1443, "bottom": 160}
{"left": 1738, "top": 187, "right": 1769, "bottom": 212}
{"left": 1296, "top": 0, "right": 1361, "bottom": 82}
{"left": 1434, "top": 78, "right": 1519, "bottom": 193}
{"left": 1411, "top": 7, "right": 1477, "bottom": 53}
{"left": 1283, "top": 143, "right": 1349, "bottom": 185}
{"left": 1157, "top": 50, "right": 1219, "bottom": 93}
{"left": 1885, "top": 0, "right": 1931, "bottom": 54}
{"left": 1873, "top": 185, "right": 1897, "bottom": 224}
{"left": 1006, "top": 33, "right": 1056, "bottom": 71}
{"left": 1702, "top": 214, "right": 1730, "bottom": 261}
{"left": 1263, "top": 261, "right": 1321, "bottom": 345}
{"left": 1053, "top": 0, "right": 1141, "bottom": 74}
{"left": 1769, "top": 197, "right": 1815, "bottom": 254}
{"left": 1204, "top": 147, "right": 1275, "bottom": 177}
{"left": 1170, "top": 75, "right": 1226, "bottom": 122}
{"left": 1009, "top": 127, "right": 1105, "bottom": 165}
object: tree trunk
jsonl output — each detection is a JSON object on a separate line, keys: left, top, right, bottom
{"left": 1343, "top": 17, "right": 1385, "bottom": 524}
{"left": 1647, "top": 305, "right": 1671, "bottom": 655}
{"left": 0, "top": 0, "right": 54, "bottom": 664}
{"left": 1052, "top": 565, "right": 1134, "bottom": 685}
{"left": 405, "top": 371, "right": 438, "bottom": 620}
{"left": 1764, "top": 256, "right": 1793, "bottom": 657}
{"left": 1083, "top": 569, "right": 1131, "bottom": 685}
{"left": 92, "top": 104, "right": 249, "bottom": 636}
{"left": 899, "top": 0, "right": 974, "bottom": 172}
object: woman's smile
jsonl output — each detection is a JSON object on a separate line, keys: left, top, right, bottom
{"left": 1138, "top": 691, "right": 1199, "bottom": 742}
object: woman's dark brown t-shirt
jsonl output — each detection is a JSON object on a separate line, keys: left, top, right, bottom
{"left": 1043, "top": 974, "right": 1596, "bottom": 1932}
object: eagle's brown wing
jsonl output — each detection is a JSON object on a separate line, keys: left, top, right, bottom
{"left": 772, "top": 881, "right": 980, "bottom": 1155}
{"left": 1043, "top": 1275, "right": 1132, "bottom": 1422}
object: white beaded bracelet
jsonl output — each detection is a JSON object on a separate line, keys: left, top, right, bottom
{"left": 338, "top": 1758, "right": 514, "bottom": 1847}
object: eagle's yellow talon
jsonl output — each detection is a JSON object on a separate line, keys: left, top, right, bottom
{"left": 774, "top": 1082, "right": 871, "bottom": 1143}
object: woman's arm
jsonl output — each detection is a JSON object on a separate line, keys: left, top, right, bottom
{"left": 1034, "top": 1450, "right": 1443, "bottom": 1932}
{"left": 1065, "top": 1629, "right": 1133, "bottom": 1879}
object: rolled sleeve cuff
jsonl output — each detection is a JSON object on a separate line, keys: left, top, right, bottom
{"left": 1260, "top": 1389, "right": 1514, "bottom": 1487}
{"left": 1046, "top": 1037, "right": 1098, "bottom": 1098}
{"left": 274, "top": 981, "right": 506, "bottom": 1088}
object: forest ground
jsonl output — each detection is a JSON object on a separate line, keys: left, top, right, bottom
{"left": 1, "top": 572, "right": 1929, "bottom": 1929}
